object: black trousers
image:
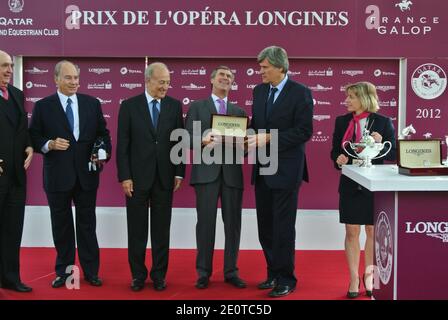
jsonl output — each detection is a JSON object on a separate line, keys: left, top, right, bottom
{"left": 126, "top": 172, "right": 173, "bottom": 282}
{"left": 0, "top": 178, "right": 26, "bottom": 286}
{"left": 46, "top": 179, "right": 99, "bottom": 279}
{"left": 255, "top": 176, "right": 299, "bottom": 287}
{"left": 194, "top": 173, "right": 243, "bottom": 279}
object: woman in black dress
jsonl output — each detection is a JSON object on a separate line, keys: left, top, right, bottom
{"left": 330, "top": 82, "right": 396, "bottom": 298}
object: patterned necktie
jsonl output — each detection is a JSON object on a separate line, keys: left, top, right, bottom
{"left": 266, "top": 87, "right": 278, "bottom": 117}
{"left": 152, "top": 99, "right": 159, "bottom": 128}
{"left": 66, "top": 98, "right": 74, "bottom": 132}
{"left": 217, "top": 98, "right": 226, "bottom": 115}
{"left": 0, "top": 87, "right": 8, "bottom": 100}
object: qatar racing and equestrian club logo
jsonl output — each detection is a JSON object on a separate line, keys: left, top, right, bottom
{"left": 375, "top": 211, "right": 393, "bottom": 285}
{"left": 411, "top": 63, "right": 447, "bottom": 100}
{"left": 8, "top": 0, "right": 24, "bottom": 13}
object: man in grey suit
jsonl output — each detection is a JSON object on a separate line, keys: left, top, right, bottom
{"left": 185, "top": 66, "right": 247, "bottom": 289}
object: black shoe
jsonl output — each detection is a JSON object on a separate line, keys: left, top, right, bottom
{"left": 225, "top": 277, "right": 247, "bottom": 289}
{"left": 2, "top": 282, "right": 32, "bottom": 293}
{"left": 85, "top": 276, "right": 103, "bottom": 287}
{"left": 195, "top": 277, "right": 209, "bottom": 289}
{"left": 130, "top": 279, "right": 145, "bottom": 292}
{"left": 268, "top": 285, "right": 295, "bottom": 298}
{"left": 363, "top": 274, "right": 373, "bottom": 297}
{"left": 257, "top": 279, "right": 276, "bottom": 290}
{"left": 52, "top": 276, "right": 68, "bottom": 288}
{"left": 153, "top": 279, "right": 166, "bottom": 291}
{"left": 347, "top": 277, "right": 361, "bottom": 299}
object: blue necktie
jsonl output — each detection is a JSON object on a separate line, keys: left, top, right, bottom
{"left": 266, "top": 87, "right": 278, "bottom": 117}
{"left": 66, "top": 98, "right": 74, "bottom": 133}
{"left": 152, "top": 99, "right": 159, "bottom": 128}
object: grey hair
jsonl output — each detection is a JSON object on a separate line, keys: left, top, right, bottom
{"left": 145, "top": 62, "right": 169, "bottom": 81}
{"left": 257, "top": 46, "right": 289, "bottom": 74}
{"left": 210, "top": 65, "right": 234, "bottom": 80}
{"left": 54, "top": 60, "right": 80, "bottom": 79}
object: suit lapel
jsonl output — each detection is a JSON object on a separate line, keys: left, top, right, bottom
{"left": 77, "top": 94, "right": 87, "bottom": 138}
{"left": 51, "top": 94, "right": 74, "bottom": 137}
{"left": 257, "top": 85, "right": 270, "bottom": 127}
{"left": 267, "top": 80, "right": 292, "bottom": 121}
{"left": 137, "top": 94, "right": 156, "bottom": 137}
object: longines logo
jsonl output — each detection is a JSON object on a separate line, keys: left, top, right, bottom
{"left": 376, "top": 85, "right": 396, "bottom": 92}
{"left": 313, "top": 115, "right": 331, "bottom": 121}
{"left": 310, "top": 84, "right": 332, "bottom": 92}
{"left": 9, "top": 0, "right": 24, "bottom": 13}
{"left": 120, "top": 83, "right": 142, "bottom": 90}
{"left": 24, "top": 67, "right": 48, "bottom": 75}
{"left": 411, "top": 63, "right": 447, "bottom": 100}
{"left": 375, "top": 211, "right": 393, "bottom": 285}
{"left": 405, "top": 221, "right": 448, "bottom": 243}
{"left": 89, "top": 68, "right": 111, "bottom": 75}
{"left": 341, "top": 70, "right": 364, "bottom": 77}
{"left": 181, "top": 83, "right": 206, "bottom": 91}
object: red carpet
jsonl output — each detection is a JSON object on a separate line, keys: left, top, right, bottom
{"left": 0, "top": 248, "right": 371, "bottom": 300}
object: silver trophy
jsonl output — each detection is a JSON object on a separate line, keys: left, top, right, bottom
{"left": 343, "top": 130, "right": 392, "bottom": 168}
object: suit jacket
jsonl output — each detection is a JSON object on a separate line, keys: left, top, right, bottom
{"left": 185, "top": 97, "right": 247, "bottom": 188}
{"left": 0, "top": 84, "right": 31, "bottom": 187}
{"left": 251, "top": 79, "right": 314, "bottom": 189}
{"left": 29, "top": 93, "right": 111, "bottom": 192}
{"left": 116, "top": 93, "right": 185, "bottom": 190}
{"left": 330, "top": 112, "right": 396, "bottom": 193}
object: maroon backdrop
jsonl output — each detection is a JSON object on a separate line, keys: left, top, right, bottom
{"left": 23, "top": 57, "right": 399, "bottom": 209}
{"left": 1, "top": 0, "right": 446, "bottom": 58}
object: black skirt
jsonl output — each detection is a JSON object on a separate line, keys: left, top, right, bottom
{"left": 338, "top": 175, "right": 374, "bottom": 225}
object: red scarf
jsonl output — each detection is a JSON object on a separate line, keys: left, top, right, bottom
{"left": 341, "top": 112, "right": 370, "bottom": 147}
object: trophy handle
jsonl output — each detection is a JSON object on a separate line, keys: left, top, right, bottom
{"left": 342, "top": 141, "right": 360, "bottom": 159}
{"left": 372, "top": 141, "right": 392, "bottom": 160}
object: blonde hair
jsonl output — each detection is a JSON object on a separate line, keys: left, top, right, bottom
{"left": 345, "top": 82, "right": 379, "bottom": 113}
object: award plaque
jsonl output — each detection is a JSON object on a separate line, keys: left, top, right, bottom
{"left": 211, "top": 114, "right": 248, "bottom": 143}
{"left": 398, "top": 139, "right": 448, "bottom": 176}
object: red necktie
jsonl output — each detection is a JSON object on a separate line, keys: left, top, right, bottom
{"left": 0, "top": 87, "right": 8, "bottom": 100}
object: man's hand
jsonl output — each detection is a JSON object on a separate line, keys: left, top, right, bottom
{"left": 174, "top": 177, "right": 182, "bottom": 192}
{"left": 24, "top": 147, "right": 33, "bottom": 170}
{"left": 122, "top": 179, "right": 134, "bottom": 198}
{"left": 90, "top": 153, "right": 109, "bottom": 169}
{"left": 49, "top": 138, "right": 70, "bottom": 151}
{"left": 0, "top": 159, "right": 3, "bottom": 175}
{"left": 247, "top": 133, "right": 271, "bottom": 149}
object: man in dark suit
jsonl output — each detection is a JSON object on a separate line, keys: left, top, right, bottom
{"left": 29, "top": 60, "right": 111, "bottom": 289}
{"left": 185, "top": 66, "right": 247, "bottom": 290}
{"left": 117, "top": 62, "right": 185, "bottom": 292}
{"left": 0, "top": 50, "right": 33, "bottom": 293}
{"left": 247, "top": 46, "right": 314, "bottom": 297}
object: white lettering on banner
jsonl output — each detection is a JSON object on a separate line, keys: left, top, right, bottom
{"left": 365, "top": 3, "right": 439, "bottom": 36}
{"left": 405, "top": 222, "right": 448, "bottom": 243}
{"left": 0, "top": 17, "right": 33, "bottom": 26}
{"left": 64, "top": 7, "right": 350, "bottom": 28}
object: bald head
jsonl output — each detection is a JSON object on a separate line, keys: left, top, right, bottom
{"left": 145, "top": 62, "right": 171, "bottom": 99}
{"left": 0, "top": 50, "right": 13, "bottom": 88}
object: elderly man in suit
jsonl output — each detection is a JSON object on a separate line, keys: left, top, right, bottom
{"left": 185, "top": 66, "right": 247, "bottom": 290}
{"left": 29, "top": 60, "right": 111, "bottom": 289}
{"left": 0, "top": 50, "right": 33, "bottom": 293}
{"left": 117, "top": 62, "right": 185, "bottom": 292}
{"left": 247, "top": 46, "right": 314, "bottom": 297}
